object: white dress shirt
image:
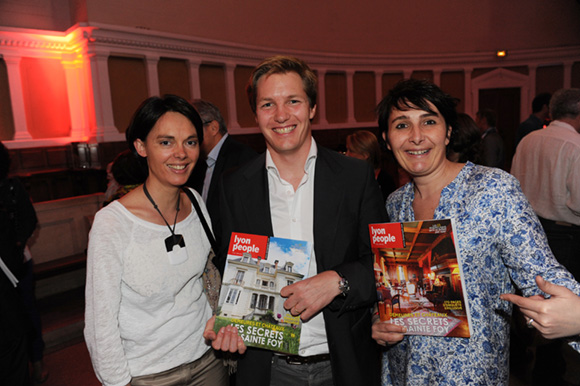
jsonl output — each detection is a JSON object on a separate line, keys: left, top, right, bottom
{"left": 202, "top": 133, "right": 228, "bottom": 202}
{"left": 511, "top": 120, "right": 580, "bottom": 225}
{"left": 266, "top": 138, "right": 330, "bottom": 356}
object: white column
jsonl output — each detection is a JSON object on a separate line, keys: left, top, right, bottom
{"left": 433, "top": 70, "right": 442, "bottom": 86}
{"left": 528, "top": 65, "right": 537, "bottom": 106}
{"left": 224, "top": 62, "right": 240, "bottom": 130}
{"left": 374, "top": 70, "right": 383, "bottom": 105}
{"left": 563, "top": 62, "right": 573, "bottom": 88}
{"left": 87, "top": 50, "right": 119, "bottom": 142}
{"left": 3, "top": 55, "right": 32, "bottom": 140}
{"left": 464, "top": 68, "right": 473, "bottom": 117}
{"left": 145, "top": 56, "right": 160, "bottom": 97}
{"left": 346, "top": 70, "right": 356, "bottom": 124}
{"left": 62, "top": 52, "right": 89, "bottom": 140}
{"left": 316, "top": 68, "right": 328, "bottom": 125}
{"left": 188, "top": 59, "right": 201, "bottom": 100}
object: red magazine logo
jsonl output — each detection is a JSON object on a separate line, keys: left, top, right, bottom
{"left": 369, "top": 223, "right": 405, "bottom": 248}
{"left": 227, "top": 232, "right": 269, "bottom": 258}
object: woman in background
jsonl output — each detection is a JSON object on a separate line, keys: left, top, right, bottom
{"left": 102, "top": 149, "right": 148, "bottom": 207}
{"left": 84, "top": 95, "right": 228, "bottom": 386}
{"left": 346, "top": 130, "right": 396, "bottom": 201}
{"left": 371, "top": 79, "right": 580, "bottom": 385}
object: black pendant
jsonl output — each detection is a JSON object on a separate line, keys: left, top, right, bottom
{"left": 165, "top": 234, "right": 185, "bottom": 252}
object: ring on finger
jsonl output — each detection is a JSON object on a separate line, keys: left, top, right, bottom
{"left": 526, "top": 318, "right": 534, "bottom": 328}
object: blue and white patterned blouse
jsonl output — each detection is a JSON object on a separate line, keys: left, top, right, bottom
{"left": 382, "top": 162, "right": 580, "bottom": 386}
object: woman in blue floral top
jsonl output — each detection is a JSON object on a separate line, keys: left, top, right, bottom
{"left": 372, "top": 79, "right": 580, "bottom": 386}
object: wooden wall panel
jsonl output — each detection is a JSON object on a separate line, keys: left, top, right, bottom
{"left": 441, "top": 71, "right": 465, "bottom": 113}
{"left": 234, "top": 65, "right": 255, "bottom": 128}
{"left": 411, "top": 70, "right": 433, "bottom": 83}
{"left": 158, "top": 58, "right": 190, "bottom": 99}
{"left": 199, "top": 64, "right": 228, "bottom": 123}
{"left": 353, "top": 71, "right": 376, "bottom": 122}
{"left": 0, "top": 59, "right": 14, "bottom": 140}
{"left": 536, "top": 65, "right": 564, "bottom": 94}
{"left": 108, "top": 56, "right": 148, "bottom": 133}
{"left": 381, "top": 73, "right": 404, "bottom": 98}
{"left": 325, "top": 72, "right": 347, "bottom": 124}
{"left": 572, "top": 61, "right": 580, "bottom": 88}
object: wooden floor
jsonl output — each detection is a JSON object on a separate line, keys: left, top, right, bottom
{"left": 37, "top": 286, "right": 580, "bottom": 386}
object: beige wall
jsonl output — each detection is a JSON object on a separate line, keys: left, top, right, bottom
{"left": 1, "top": 1, "right": 579, "bottom": 56}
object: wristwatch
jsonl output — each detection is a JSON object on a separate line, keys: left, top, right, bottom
{"left": 336, "top": 271, "right": 350, "bottom": 296}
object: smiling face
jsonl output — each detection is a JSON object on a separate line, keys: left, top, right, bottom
{"left": 385, "top": 102, "right": 451, "bottom": 178}
{"left": 134, "top": 111, "right": 199, "bottom": 188}
{"left": 255, "top": 72, "right": 316, "bottom": 159}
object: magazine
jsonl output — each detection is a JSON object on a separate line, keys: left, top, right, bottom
{"left": 214, "top": 232, "right": 313, "bottom": 354}
{"left": 369, "top": 219, "right": 472, "bottom": 338}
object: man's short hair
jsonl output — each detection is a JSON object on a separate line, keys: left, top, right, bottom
{"left": 246, "top": 56, "right": 317, "bottom": 114}
{"left": 191, "top": 99, "right": 228, "bottom": 135}
{"left": 549, "top": 88, "right": 580, "bottom": 121}
{"left": 476, "top": 109, "right": 497, "bottom": 128}
{"left": 532, "top": 92, "right": 551, "bottom": 113}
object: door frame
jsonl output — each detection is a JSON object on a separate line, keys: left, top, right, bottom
{"left": 471, "top": 68, "right": 529, "bottom": 121}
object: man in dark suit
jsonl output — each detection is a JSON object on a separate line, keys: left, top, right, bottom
{"left": 206, "top": 56, "right": 386, "bottom": 386}
{"left": 185, "top": 99, "right": 256, "bottom": 238}
{"left": 476, "top": 108, "right": 505, "bottom": 169}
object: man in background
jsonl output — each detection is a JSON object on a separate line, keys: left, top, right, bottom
{"left": 511, "top": 88, "right": 580, "bottom": 277}
{"left": 476, "top": 108, "right": 505, "bottom": 168}
{"left": 514, "top": 92, "right": 551, "bottom": 149}
{"left": 511, "top": 88, "right": 580, "bottom": 385}
{"left": 186, "top": 99, "right": 256, "bottom": 237}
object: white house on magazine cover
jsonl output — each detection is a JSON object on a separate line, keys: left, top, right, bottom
{"left": 219, "top": 253, "right": 305, "bottom": 322}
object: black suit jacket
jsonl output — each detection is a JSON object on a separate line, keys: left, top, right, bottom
{"left": 186, "top": 135, "right": 256, "bottom": 239}
{"left": 218, "top": 145, "right": 387, "bottom": 386}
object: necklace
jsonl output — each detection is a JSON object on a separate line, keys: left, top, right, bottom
{"left": 143, "top": 182, "right": 186, "bottom": 252}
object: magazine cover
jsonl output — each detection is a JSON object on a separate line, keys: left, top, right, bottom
{"left": 214, "top": 232, "right": 312, "bottom": 354}
{"left": 369, "top": 219, "right": 472, "bottom": 337}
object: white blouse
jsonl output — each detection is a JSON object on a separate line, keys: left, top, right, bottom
{"left": 84, "top": 189, "right": 213, "bottom": 386}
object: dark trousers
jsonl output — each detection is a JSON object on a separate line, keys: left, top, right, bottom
{"left": 538, "top": 217, "right": 580, "bottom": 280}
{"left": 0, "top": 284, "right": 30, "bottom": 386}
{"left": 533, "top": 217, "right": 580, "bottom": 385}
{"left": 17, "top": 259, "right": 45, "bottom": 362}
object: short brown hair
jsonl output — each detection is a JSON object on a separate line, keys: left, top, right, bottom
{"left": 246, "top": 55, "right": 317, "bottom": 114}
{"left": 346, "top": 130, "right": 381, "bottom": 169}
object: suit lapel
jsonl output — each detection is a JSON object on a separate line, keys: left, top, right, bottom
{"left": 208, "top": 136, "right": 231, "bottom": 200}
{"left": 313, "top": 147, "right": 344, "bottom": 270}
{"left": 238, "top": 154, "right": 274, "bottom": 237}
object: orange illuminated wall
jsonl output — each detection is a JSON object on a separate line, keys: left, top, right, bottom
{"left": 20, "top": 57, "right": 71, "bottom": 139}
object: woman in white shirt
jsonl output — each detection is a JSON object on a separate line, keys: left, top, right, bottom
{"left": 84, "top": 95, "right": 228, "bottom": 386}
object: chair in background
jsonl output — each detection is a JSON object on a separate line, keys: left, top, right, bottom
{"left": 391, "top": 294, "right": 401, "bottom": 313}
